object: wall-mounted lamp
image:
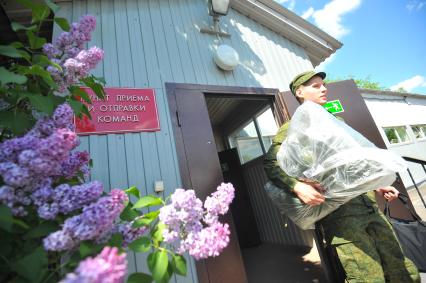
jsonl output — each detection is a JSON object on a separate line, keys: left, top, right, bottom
{"left": 200, "top": 0, "right": 231, "bottom": 37}
{"left": 214, "top": 44, "right": 239, "bottom": 71}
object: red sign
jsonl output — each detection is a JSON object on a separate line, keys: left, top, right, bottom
{"left": 75, "top": 87, "right": 160, "bottom": 135}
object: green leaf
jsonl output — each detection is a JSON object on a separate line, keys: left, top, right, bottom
{"left": 132, "top": 217, "right": 153, "bottom": 228}
{"left": 33, "top": 54, "right": 50, "bottom": 66}
{"left": 78, "top": 241, "right": 103, "bottom": 258}
{"left": 163, "top": 263, "right": 174, "bottom": 283}
{"left": 0, "top": 205, "right": 13, "bottom": 232}
{"left": 54, "top": 17, "right": 70, "bottom": 31}
{"left": 0, "top": 67, "right": 27, "bottom": 85}
{"left": 79, "top": 242, "right": 93, "bottom": 258}
{"left": 147, "top": 252, "right": 156, "bottom": 273}
{"left": 15, "top": 0, "right": 36, "bottom": 9}
{"left": 120, "top": 203, "right": 140, "bottom": 221}
{"left": 152, "top": 222, "right": 166, "bottom": 243}
{"left": 127, "top": 272, "right": 153, "bottom": 283}
{"left": 68, "top": 99, "right": 84, "bottom": 118}
{"left": 0, "top": 45, "right": 25, "bottom": 58}
{"left": 23, "top": 221, "right": 58, "bottom": 239}
{"left": 126, "top": 186, "right": 141, "bottom": 199}
{"left": 128, "top": 237, "right": 151, "bottom": 253}
{"left": 107, "top": 233, "right": 123, "bottom": 248}
{"left": 11, "top": 247, "right": 47, "bottom": 281}
{"left": 132, "top": 211, "right": 160, "bottom": 228}
{"left": 11, "top": 22, "right": 37, "bottom": 32}
{"left": 28, "top": 94, "right": 55, "bottom": 114}
{"left": 171, "top": 254, "right": 187, "bottom": 276}
{"left": 144, "top": 211, "right": 160, "bottom": 219}
{"left": 26, "top": 65, "right": 55, "bottom": 87}
{"left": 81, "top": 104, "right": 92, "bottom": 119}
{"left": 81, "top": 76, "right": 106, "bottom": 99}
{"left": 44, "top": 0, "right": 59, "bottom": 13}
{"left": 26, "top": 30, "right": 47, "bottom": 49}
{"left": 0, "top": 111, "right": 34, "bottom": 135}
{"left": 69, "top": 86, "right": 92, "bottom": 104}
{"left": 95, "top": 76, "right": 107, "bottom": 85}
{"left": 11, "top": 41, "right": 24, "bottom": 48}
{"left": 133, "top": 196, "right": 163, "bottom": 209}
{"left": 32, "top": 4, "right": 50, "bottom": 23}
{"left": 152, "top": 250, "right": 169, "bottom": 283}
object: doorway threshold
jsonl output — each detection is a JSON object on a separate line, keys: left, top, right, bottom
{"left": 241, "top": 242, "right": 327, "bottom": 283}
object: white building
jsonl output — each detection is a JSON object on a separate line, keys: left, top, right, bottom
{"left": 361, "top": 88, "right": 426, "bottom": 187}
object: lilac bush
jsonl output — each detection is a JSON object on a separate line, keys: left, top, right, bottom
{"left": 0, "top": 4, "right": 235, "bottom": 282}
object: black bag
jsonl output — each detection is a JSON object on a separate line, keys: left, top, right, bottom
{"left": 385, "top": 194, "right": 426, "bottom": 272}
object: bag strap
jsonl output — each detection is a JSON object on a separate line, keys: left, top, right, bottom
{"left": 385, "top": 193, "right": 424, "bottom": 224}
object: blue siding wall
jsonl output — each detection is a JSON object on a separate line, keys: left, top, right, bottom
{"left": 56, "top": 0, "right": 314, "bottom": 280}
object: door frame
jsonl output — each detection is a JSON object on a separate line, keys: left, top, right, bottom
{"left": 166, "top": 82, "right": 279, "bottom": 283}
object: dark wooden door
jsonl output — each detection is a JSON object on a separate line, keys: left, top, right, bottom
{"left": 218, "top": 148, "right": 261, "bottom": 248}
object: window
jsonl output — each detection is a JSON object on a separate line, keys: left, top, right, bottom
{"left": 256, "top": 108, "right": 278, "bottom": 152}
{"left": 383, "top": 126, "right": 410, "bottom": 144}
{"left": 411, "top": 124, "right": 426, "bottom": 140}
{"left": 228, "top": 107, "right": 278, "bottom": 164}
{"left": 229, "top": 121, "right": 263, "bottom": 164}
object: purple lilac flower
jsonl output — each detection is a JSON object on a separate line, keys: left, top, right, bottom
{"left": 61, "top": 151, "right": 90, "bottom": 178}
{"left": 43, "top": 43, "right": 61, "bottom": 59}
{"left": 38, "top": 129, "right": 78, "bottom": 161}
{"left": 54, "top": 181, "right": 104, "bottom": 214}
{"left": 0, "top": 162, "right": 31, "bottom": 187}
{"left": 38, "top": 203, "right": 60, "bottom": 220}
{"left": 0, "top": 134, "right": 39, "bottom": 163}
{"left": 0, "top": 103, "right": 89, "bottom": 217}
{"left": 184, "top": 222, "right": 230, "bottom": 260}
{"left": 42, "top": 15, "right": 103, "bottom": 94}
{"left": 75, "top": 47, "right": 104, "bottom": 69}
{"left": 53, "top": 103, "right": 74, "bottom": 129}
{"left": 43, "top": 230, "right": 76, "bottom": 251}
{"left": 44, "top": 190, "right": 128, "bottom": 251}
{"left": 203, "top": 182, "right": 235, "bottom": 225}
{"left": 60, "top": 247, "right": 127, "bottom": 283}
{"left": 159, "top": 189, "right": 204, "bottom": 246}
{"left": 117, "top": 221, "right": 149, "bottom": 247}
{"left": 32, "top": 186, "right": 54, "bottom": 206}
{"left": 159, "top": 184, "right": 235, "bottom": 258}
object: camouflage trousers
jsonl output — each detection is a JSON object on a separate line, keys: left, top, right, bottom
{"left": 321, "top": 210, "right": 420, "bottom": 283}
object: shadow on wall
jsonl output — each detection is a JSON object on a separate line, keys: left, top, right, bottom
{"left": 173, "top": 0, "right": 312, "bottom": 89}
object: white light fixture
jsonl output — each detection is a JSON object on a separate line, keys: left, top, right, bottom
{"left": 210, "top": 0, "right": 230, "bottom": 16}
{"left": 200, "top": 0, "right": 231, "bottom": 37}
{"left": 214, "top": 44, "right": 239, "bottom": 71}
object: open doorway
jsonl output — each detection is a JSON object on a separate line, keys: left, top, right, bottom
{"left": 204, "top": 94, "right": 326, "bottom": 283}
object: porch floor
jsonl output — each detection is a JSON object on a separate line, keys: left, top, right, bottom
{"left": 241, "top": 242, "right": 327, "bottom": 283}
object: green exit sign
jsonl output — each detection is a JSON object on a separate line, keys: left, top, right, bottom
{"left": 324, "top": 100, "right": 344, "bottom": 114}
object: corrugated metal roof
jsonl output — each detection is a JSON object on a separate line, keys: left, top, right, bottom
{"left": 231, "top": 0, "right": 342, "bottom": 66}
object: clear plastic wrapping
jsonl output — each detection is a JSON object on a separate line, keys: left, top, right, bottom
{"left": 266, "top": 101, "right": 406, "bottom": 230}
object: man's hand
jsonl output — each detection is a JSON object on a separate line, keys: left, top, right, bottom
{"left": 293, "top": 181, "right": 325, "bottom": 206}
{"left": 376, "top": 186, "right": 399, "bottom": 202}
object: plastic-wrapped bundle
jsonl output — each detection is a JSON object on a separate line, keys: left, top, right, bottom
{"left": 267, "top": 101, "right": 406, "bottom": 230}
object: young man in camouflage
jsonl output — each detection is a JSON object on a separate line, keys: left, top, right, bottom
{"left": 263, "top": 71, "right": 420, "bottom": 282}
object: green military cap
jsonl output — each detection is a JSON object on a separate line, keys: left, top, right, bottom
{"left": 289, "top": 70, "right": 326, "bottom": 95}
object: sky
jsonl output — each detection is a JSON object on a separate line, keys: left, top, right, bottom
{"left": 274, "top": 0, "right": 426, "bottom": 94}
